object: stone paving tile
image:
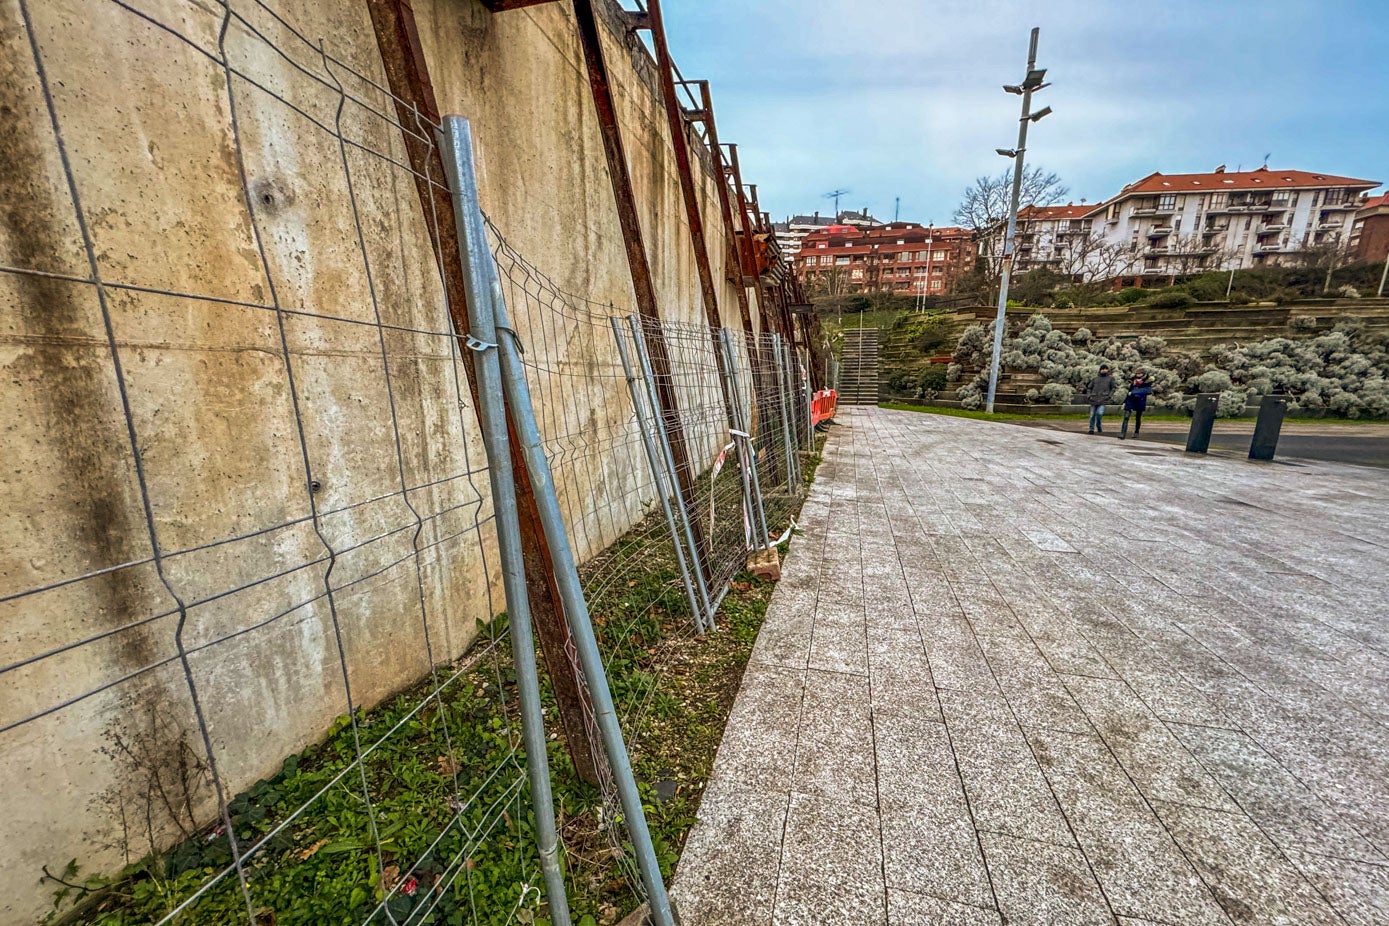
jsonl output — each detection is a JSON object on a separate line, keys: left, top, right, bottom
{"left": 940, "top": 687, "right": 1077, "bottom": 847}
{"left": 773, "top": 791, "right": 885, "bottom": 926}
{"left": 978, "top": 832, "right": 1113, "bottom": 926}
{"left": 711, "top": 662, "right": 803, "bottom": 793}
{"left": 676, "top": 408, "right": 1389, "bottom": 926}
{"left": 886, "top": 889, "right": 1002, "bottom": 926}
{"left": 875, "top": 708, "right": 995, "bottom": 907}
{"left": 1150, "top": 799, "right": 1345, "bottom": 925}
{"left": 1028, "top": 729, "right": 1229, "bottom": 924}
{"left": 792, "top": 669, "right": 875, "bottom": 804}
{"left": 1066, "top": 675, "right": 1237, "bottom": 812}
{"left": 672, "top": 778, "right": 788, "bottom": 926}
{"left": 1285, "top": 850, "right": 1389, "bottom": 926}
{"left": 807, "top": 617, "right": 868, "bottom": 676}
{"left": 1171, "top": 723, "right": 1386, "bottom": 864}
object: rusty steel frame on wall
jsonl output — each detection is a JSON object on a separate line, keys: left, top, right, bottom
{"left": 687, "top": 79, "right": 756, "bottom": 342}
{"left": 363, "top": 0, "right": 600, "bottom": 786}
{"left": 570, "top": 0, "right": 715, "bottom": 587}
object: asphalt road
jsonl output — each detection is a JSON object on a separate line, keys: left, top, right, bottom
{"left": 1017, "top": 418, "right": 1389, "bottom": 468}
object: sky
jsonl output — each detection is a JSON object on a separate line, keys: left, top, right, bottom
{"left": 660, "top": 0, "right": 1389, "bottom": 227}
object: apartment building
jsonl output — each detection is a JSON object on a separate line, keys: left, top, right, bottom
{"left": 981, "top": 166, "right": 1380, "bottom": 282}
{"left": 773, "top": 208, "right": 882, "bottom": 261}
{"left": 1350, "top": 193, "right": 1389, "bottom": 261}
{"left": 1009, "top": 204, "right": 1100, "bottom": 274}
{"left": 1089, "top": 166, "right": 1378, "bottom": 279}
{"left": 794, "top": 222, "right": 971, "bottom": 295}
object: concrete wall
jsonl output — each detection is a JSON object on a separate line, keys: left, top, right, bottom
{"left": 0, "top": 0, "right": 751, "bottom": 919}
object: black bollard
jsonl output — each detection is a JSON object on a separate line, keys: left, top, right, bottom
{"left": 1185, "top": 393, "right": 1218, "bottom": 453}
{"left": 1249, "top": 394, "right": 1288, "bottom": 461}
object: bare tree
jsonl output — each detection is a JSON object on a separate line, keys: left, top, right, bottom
{"left": 1164, "top": 233, "right": 1217, "bottom": 282}
{"left": 953, "top": 166, "right": 1069, "bottom": 281}
{"left": 1055, "top": 232, "right": 1136, "bottom": 282}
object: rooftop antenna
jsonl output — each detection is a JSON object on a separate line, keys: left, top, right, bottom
{"left": 824, "top": 188, "right": 850, "bottom": 215}
{"left": 1262, "top": 152, "right": 1271, "bottom": 167}
{"left": 894, "top": 196, "right": 901, "bottom": 221}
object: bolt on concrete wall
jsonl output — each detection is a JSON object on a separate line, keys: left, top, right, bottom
{"left": 0, "top": 0, "right": 752, "bottom": 919}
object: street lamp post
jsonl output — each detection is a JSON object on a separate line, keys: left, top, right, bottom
{"left": 1379, "top": 246, "right": 1388, "bottom": 298}
{"left": 985, "top": 27, "right": 1051, "bottom": 414}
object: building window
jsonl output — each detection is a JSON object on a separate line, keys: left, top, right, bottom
{"left": 933, "top": 251, "right": 946, "bottom": 260}
{"left": 1157, "top": 194, "right": 1177, "bottom": 211}
{"left": 1272, "top": 190, "right": 1290, "bottom": 206}
{"left": 835, "top": 256, "right": 849, "bottom": 265}
{"left": 917, "top": 250, "right": 931, "bottom": 260}
{"left": 1210, "top": 192, "right": 1227, "bottom": 209}
{"left": 1324, "top": 188, "right": 1347, "bottom": 206}
{"left": 930, "top": 279, "right": 943, "bottom": 290}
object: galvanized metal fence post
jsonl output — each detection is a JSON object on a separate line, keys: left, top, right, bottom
{"left": 721, "top": 328, "right": 772, "bottom": 549}
{"left": 772, "top": 334, "right": 797, "bottom": 493}
{"left": 611, "top": 316, "right": 710, "bottom": 634}
{"left": 445, "top": 116, "right": 676, "bottom": 926}
{"left": 438, "top": 117, "right": 571, "bottom": 926}
{"left": 628, "top": 315, "right": 717, "bottom": 630}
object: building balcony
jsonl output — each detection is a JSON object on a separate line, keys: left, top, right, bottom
{"left": 1146, "top": 245, "right": 1170, "bottom": 254}
{"left": 1148, "top": 226, "right": 1173, "bottom": 237}
{"left": 1258, "top": 242, "right": 1283, "bottom": 252}
{"left": 1131, "top": 206, "right": 1175, "bottom": 216}
{"left": 1317, "top": 221, "right": 1343, "bottom": 231}
{"left": 1256, "top": 223, "right": 1288, "bottom": 235}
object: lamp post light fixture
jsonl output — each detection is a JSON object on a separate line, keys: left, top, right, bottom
{"left": 985, "top": 27, "right": 1051, "bottom": 414}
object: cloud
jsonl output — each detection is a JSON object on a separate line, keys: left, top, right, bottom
{"left": 661, "top": 0, "right": 1388, "bottom": 222}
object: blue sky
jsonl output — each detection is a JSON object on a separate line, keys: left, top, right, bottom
{"left": 661, "top": 0, "right": 1389, "bottom": 226}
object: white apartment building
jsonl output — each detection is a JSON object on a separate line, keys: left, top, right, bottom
{"left": 986, "top": 166, "right": 1379, "bottom": 281}
{"left": 1087, "top": 166, "right": 1378, "bottom": 279}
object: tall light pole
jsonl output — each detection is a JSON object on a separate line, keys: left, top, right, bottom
{"left": 1378, "top": 244, "right": 1388, "bottom": 297}
{"left": 985, "top": 27, "right": 1051, "bottom": 414}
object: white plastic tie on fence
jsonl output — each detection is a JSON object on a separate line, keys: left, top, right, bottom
{"left": 770, "top": 515, "right": 799, "bottom": 548}
{"left": 464, "top": 334, "right": 497, "bottom": 352}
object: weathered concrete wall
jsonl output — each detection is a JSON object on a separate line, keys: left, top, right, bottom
{"left": 0, "top": 0, "right": 751, "bottom": 919}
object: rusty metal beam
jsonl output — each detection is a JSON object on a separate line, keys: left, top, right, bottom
{"left": 724, "top": 143, "right": 776, "bottom": 335}
{"left": 691, "top": 80, "right": 756, "bottom": 342}
{"left": 640, "top": 0, "right": 738, "bottom": 426}
{"left": 571, "top": 0, "right": 713, "bottom": 590}
{"left": 365, "top": 0, "right": 600, "bottom": 786}
{"left": 481, "top": 0, "right": 561, "bottom": 10}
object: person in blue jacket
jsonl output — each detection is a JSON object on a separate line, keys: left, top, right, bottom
{"left": 1120, "top": 370, "right": 1153, "bottom": 440}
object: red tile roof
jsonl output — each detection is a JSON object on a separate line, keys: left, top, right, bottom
{"left": 1017, "top": 204, "right": 1094, "bottom": 220}
{"left": 1118, "top": 167, "right": 1378, "bottom": 196}
{"left": 1359, "top": 193, "right": 1389, "bottom": 210}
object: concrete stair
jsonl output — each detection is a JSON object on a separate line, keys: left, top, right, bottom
{"left": 839, "top": 328, "right": 881, "bottom": 405}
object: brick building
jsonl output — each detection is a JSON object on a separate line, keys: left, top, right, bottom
{"left": 1350, "top": 193, "right": 1389, "bottom": 262}
{"left": 795, "top": 222, "right": 971, "bottom": 295}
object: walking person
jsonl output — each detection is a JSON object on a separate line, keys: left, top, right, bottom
{"left": 1120, "top": 370, "right": 1153, "bottom": 440}
{"left": 1085, "top": 364, "right": 1115, "bottom": 434}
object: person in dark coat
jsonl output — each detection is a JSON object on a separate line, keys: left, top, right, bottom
{"left": 1084, "top": 364, "right": 1115, "bottom": 434}
{"left": 1120, "top": 370, "right": 1153, "bottom": 439}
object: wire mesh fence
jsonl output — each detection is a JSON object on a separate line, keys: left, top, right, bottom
{"left": 4, "top": 1, "right": 554, "bottom": 923}
{"left": 4, "top": 0, "right": 819, "bottom": 923}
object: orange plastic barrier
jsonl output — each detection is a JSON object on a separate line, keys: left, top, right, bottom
{"left": 811, "top": 389, "right": 838, "bottom": 427}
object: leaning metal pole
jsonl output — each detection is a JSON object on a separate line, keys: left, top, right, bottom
{"left": 612, "top": 316, "right": 710, "bottom": 634}
{"left": 443, "top": 116, "right": 678, "bottom": 926}
{"left": 985, "top": 26, "right": 1040, "bottom": 414}
{"left": 628, "top": 315, "right": 716, "bottom": 631}
{"left": 438, "top": 117, "right": 571, "bottom": 926}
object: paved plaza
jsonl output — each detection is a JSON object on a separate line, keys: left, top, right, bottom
{"left": 672, "top": 406, "right": 1389, "bottom": 926}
